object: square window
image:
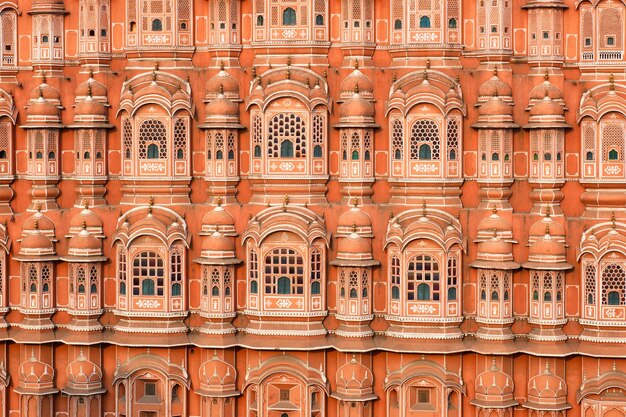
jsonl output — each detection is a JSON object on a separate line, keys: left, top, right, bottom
{"left": 418, "top": 389, "right": 430, "bottom": 403}
{"left": 585, "top": 37, "right": 592, "bottom": 46}
{"left": 542, "top": 31, "right": 549, "bottom": 39}
{"left": 607, "top": 36, "right": 615, "bottom": 46}
{"left": 280, "top": 389, "right": 290, "bottom": 401}
{"left": 145, "top": 382, "right": 156, "bottom": 397}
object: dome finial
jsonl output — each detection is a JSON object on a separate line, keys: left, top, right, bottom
{"left": 251, "top": 66, "right": 257, "bottom": 79}
{"left": 421, "top": 200, "right": 427, "bottom": 217}
{"left": 148, "top": 196, "right": 154, "bottom": 214}
{"left": 41, "top": 71, "right": 47, "bottom": 84}
{"left": 544, "top": 68, "right": 549, "bottom": 81}
{"left": 216, "top": 195, "right": 223, "bottom": 207}
{"left": 38, "top": 87, "right": 44, "bottom": 99}
{"left": 219, "top": 60, "right": 225, "bottom": 71}
{"left": 545, "top": 207, "right": 551, "bottom": 218}
{"left": 354, "top": 59, "right": 359, "bottom": 70}
{"left": 88, "top": 67, "right": 94, "bottom": 79}
{"left": 286, "top": 56, "right": 291, "bottom": 67}
{"left": 35, "top": 201, "right": 42, "bottom": 212}
{"left": 87, "top": 83, "right": 92, "bottom": 98}
{"left": 610, "top": 73, "right": 615, "bottom": 91}
{"left": 493, "top": 67, "right": 498, "bottom": 77}
{"left": 352, "top": 221, "right": 357, "bottom": 233}
{"left": 545, "top": 223, "right": 551, "bottom": 236}
{"left": 492, "top": 205, "right": 498, "bottom": 215}
{"left": 154, "top": 61, "right": 159, "bottom": 71}
{"left": 286, "top": 68, "right": 291, "bottom": 80}
{"left": 352, "top": 197, "right": 359, "bottom": 208}
{"left": 282, "top": 195, "right": 289, "bottom": 211}
{"left": 82, "top": 219, "right": 87, "bottom": 230}
{"left": 34, "top": 219, "right": 39, "bottom": 231}
{"left": 152, "top": 70, "right": 157, "bottom": 82}
{"left": 219, "top": 83, "right": 224, "bottom": 95}
{"left": 425, "top": 59, "right": 431, "bottom": 69}
{"left": 354, "top": 83, "right": 359, "bottom": 95}
{"left": 612, "top": 211, "right": 617, "bottom": 229}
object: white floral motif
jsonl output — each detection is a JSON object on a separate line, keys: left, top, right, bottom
{"left": 136, "top": 299, "right": 161, "bottom": 309}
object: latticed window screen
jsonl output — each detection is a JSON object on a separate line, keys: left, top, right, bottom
{"left": 446, "top": 117, "right": 459, "bottom": 160}
{"left": 406, "top": 255, "right": 440, "bottom": 301}
{"left": 599, "top": 8, "right": 623, "bottom": 49}
{"left": 601, "top": 123, "right": 624, "bottom": 162}
{"left": 585, "top": 263, "right": 596, "bottom": 304}
{"left": 410, "top": 120, "right": 440, "bottom": 160}
{"left": 0, "top": 10, "right": 16, "bottom": 66}
{"left": 392, "top": 119, "right": 404, "bottom": 159}
{"left": 173, "top": 118, "right": 187, "bottom": 159}
{"left": 267, "top": 113, "right": 307, "bottom": 158}
{"left": 601, "top": 263, "right": 626, "bottom": 305}
{"left": 391, "top": 255, "right": 401, "bottom": 300}
{"left": 264, "top": 248, "right": 304, "bottom": 295}
{"left": 138, "top": 119, "right": 168, "bottom": 159}
{"left": 132, "top": 251, "right": 165, "bottom": 296}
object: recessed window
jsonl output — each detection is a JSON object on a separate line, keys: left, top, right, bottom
{"left": 145, "top": 382, "right": 156, "bottom": 397}
{"left": 282, "top": 7, "right": 296, "bottom": 26}
{"left": 419, "top": 16, "right": 431, "bottom": 28}
{"left": 607, "top": 36, "right": 615, "bottom": 46}
{"left": 394, "top": 19, "right": 402, "bottom": 30}
{"left": 280, "top": 389, "right": 290, "bottom": 401}
{"left": 151, "top": 19, "right": 163, "bottom": 31}
{"left": 542, "top": 31, "right": 549, "bottom": 39}
{"left": 585, "top": 37, "right": 592, "bottom": 46}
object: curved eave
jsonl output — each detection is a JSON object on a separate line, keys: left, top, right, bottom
{"left": 60, "top": 255, "right": 108, "bottom": 263}
{"left": 20, "top": 123, "right": 64, "bottom": 129}
{"left": 193, "top": 257, "right": 243, "bottom": 266}
{"left": 333, "top": 122, "right": 380, "bottom": 129}
{"left": 470, "top": 260, "right": 521, "bottom": 270}
{"left": 330, "top": 259, "right": 380, "bottom": 267}
{"left": 195, "top": 388, "right": 241, "bottom": 398}
{"left": 522, "top": 401, "right": 572, "bottom": 411}
{"left": 523, "top": 122, "right": 571, "bottom": 129}
{"left": 197, "top": 123, "right": 245, "bottom": 130}
{"left": 13, "top": 255, "right": 60, "bottom": 262}
{"left": 521, "top": 2, "right": 569, "bottom": 8}
{"left": 61, "top": 387, "right": 107, "bottom": 396}
{"left": 470, "top": 399, "right": 519, "bottom": 408}
{"left": 14, "top": 386, "right": 59, "bottom": 395}
{"left": 522, "top": 261, "right": 574, "bottom": 270}
{"left": 330, "top": 392, "right": 378, "bottom": 402}
{"left": 471, "top": 122, "right": 520, "bottom": 129}
{"left": 67, "top": 123, "right": 115, "bottom": 129}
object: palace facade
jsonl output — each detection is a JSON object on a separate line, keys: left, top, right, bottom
{"left": 0, "top": 0, "right": 624, "bottom": 416}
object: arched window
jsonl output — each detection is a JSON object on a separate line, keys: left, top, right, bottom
{"left": 394, "top": 19, "right": 402, "bottom": 29}
{"left": 147, "top": 144, "right": 159, "bottom": 159}
{"left": 283, "top": 8, "right": 296, "bottom": 25}
{"left": 257, "top": 15, "right": 264, "bottom": 26}
{"left": 250, "top": 280, "right": 258, "bottom": 294}
{"left": 311, "top": 281, "right": 321, "bottom": 295}
{"left": 277, "top": 277, "right": 291, "bottom": 294}
{"left": 448, "top": 18, "right": 457, "bottom": 28}
{"left": 132, "top": 251, "right": 165, "bottom": 297}
{"left": 448, "top": 287, "right": 457, "bottom": 301}
{"left": 419, "top": 144, "right": 432, "bottom": 160}
{"left": 602, "top": 263, "right": 626, "bottom": 306}
{"left": 212, "top": 286, "right": 220, "bottom": 296}
{"left": 152, "top": 19, "right": 163, "bottom": 31}
{"left": 609, "top": 149, "right": 619, "bottom": 160}
{"left": 417, "top": 283, "right": 430, "bottom": 300}
{"left": 350, "top": 288, "right": 358, "bottom": 298}
{"left": 419, "top": 16, "right": 431, "bottom": 28}
{"left": 264, "top": 248, "right": 304, "bottom": 295}
{"left": 314, "top": 145, "right": 323, "bottom": 158}
{"left": 315, "top": 14, "right": 324, "bottom": 25}
{"left": 410, "top": 120, "right": 440, "bottom": 161}
{"left": 407, "top": 255, "right": 440, "bottom": 301}
{"left": 281, "top": 140, "right": 294, "bottom": 157}
{"left": 391, "top": 255, "right": 401, "bottom": 300}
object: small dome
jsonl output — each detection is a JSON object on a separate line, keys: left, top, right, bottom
{"left": 199, "top": 355, "right": 237, "bottom": 389}
{"left": 340, "top": 68, "right": 374, "bottom": 96}
{"left": 528, "top": 233, "right": 566, "bottom": 259}
{"left": 66, "top": 351, "right": 103, "bottom": 386}
{"left": 205, "top": 94, "right": 239, "bottom": 117}
{"left": 206, "top": 69, "right": 240, "bottom": 97}
{"left": 530, "top": 95, "right": 564, "bottom": 117}
{"left": 30, "top": 82, "right": 61, "bottom": 102}
{"left": 529, "top": 216, "right": 565, "bottom": 237}
{"left": 74, "top": 96, "right": 107, "bottom": 117}
{"left": 68, "top": 229, "right": 102, "bottom": 253}
{"left": 76, "top": 77, "right": 108, "bottom": 98}
{"left": 20, "top": 231, "right": 54, "bottom": 253}
{"left": 70, "top": 207, "right": 104, "bottom": 231}
{"left": 202, "top": 230, "right": 234, "bottom": 253}
{"left": 336, "top": 356, "right": 374, "bottom": 392}
{"left": 477, "top": 210, "right": 511, "bottom": 234}
{"left": 478, "top": 72, "right": 512, "bottom": 98}
{"left": 27, "top": 95, "right": 59, "bottom": 118}
{"left": 529, "top": 81, "right": 563, "bottom": 101}
{"left": 202, "top": 206, "right": 235, "bottom": 228}
{"left": 528, "top": 366, "right": 567, "bottom": 400}
{"left": 478, "top": 95, "right": 513, "bottom": 117}
{"left": 23, "top": 211, "right": 55, "bottom": 234}
{"left": 339, "top": 93, "right": 375, "bottom": 119}
{"left": 337, "top": 233, "right": 372, "bottom": 255}
{"left": 475, "top": 362, "right": 514, "bottom": 396}
{"left": 338, "top": 205, "right": 372, "bottom": 229}
{"left": 478, "top": 237, "right": 513, "bottom": 256}
{"left": 19, "top": 354, "right": 54, "bottom": 385}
